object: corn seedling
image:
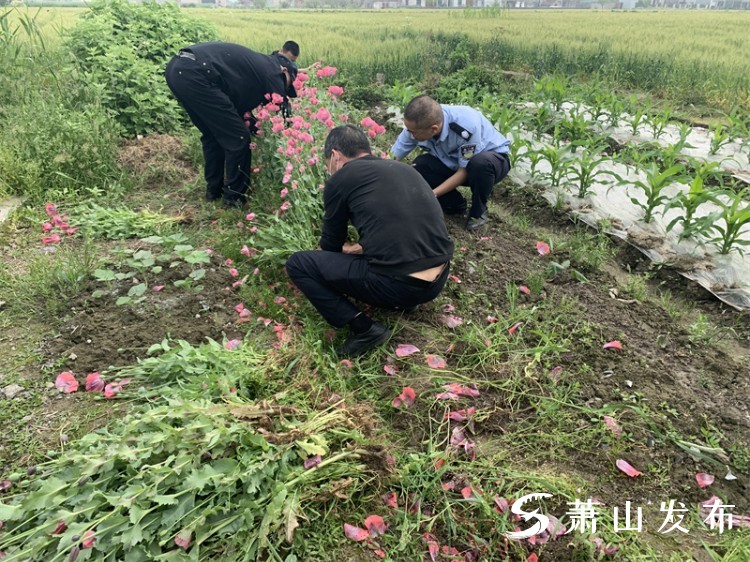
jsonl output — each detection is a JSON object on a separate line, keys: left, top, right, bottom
{"left": 534, "top": 74, "right": 568, "bottom": 111}
{"left": 665, "top": 176, "right": 723, "bottom": 241}
{"left": 709, "top": 187, "right": 750, "bottom": 255}
{"left": 611, "top": 163, "right": 686, "bottom": 223}
{"left": 709, "top": 121, "right": 732, "bottom": 155}
{"left": 647, "top": 107, "right": 672, "bottom": 140}
{"left": 627, "top": 96, "right": 648, "bottom": 136}
{"left": 555, "top": 109, "right": 591, "bottom": 147}
{"left": 606, "top": 95, "right": 625, "bottom": 128}
{"left": 568, "top": 145, "right": 613, "bottom": 199}
{"left": 537, "top": 143, "right": 574, "bottom": 189}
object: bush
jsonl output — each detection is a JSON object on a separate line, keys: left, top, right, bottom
{"left": 66, "top": 0, "right": 217, "bottom": 136}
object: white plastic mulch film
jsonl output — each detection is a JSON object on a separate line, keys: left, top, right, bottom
{"left": 508, "top": 102, "right": 750, "bottom": 311}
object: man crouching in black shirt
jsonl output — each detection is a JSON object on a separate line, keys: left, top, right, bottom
{"left": 286, "top": 125, "right": 454, "bottom": 358}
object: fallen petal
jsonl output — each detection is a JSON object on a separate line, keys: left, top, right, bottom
{"left": 519, "top": 285, "right": 531, "bottom": 295}
{"left": 616, "top": 458, "right": 642, "bottom": 477}
{"left": 603, "top": 340, "right": 623, "bottom": 350}
{"left": 383, "top": 365, "right": 398, "bottom": 376}
{"left": 395, "top": 344, "right": 420, "bottom": 357}
{"left": 536, "top": 241, "right": 550, "bottom": 255}
{"left": 508, "top": 321, "right": 522, "bottom": 335}
{"left": 426, "top": 354, "right": 447, "bottom": 369}
{"left": 440, "top": 314, "right": 463, "bottom": 329}
{"left": 603, "top": 415, "right": 623, "bottom": 437}
{"left": 304, "top": 455, "right": 322, "bottom": 469}
{"left": 225, "top": 339, "right": 242, "bottom": 351}
{"left": 364, "top": 515, "right": 388, "bottom": 537}
{"left": 695, "top": 473, "right": 715, "bottom": 488}
{"left": 343, "top": 523, "right": 369, "bottom": 542}
{"left": 382, "top": 492, "right": 398, "bottom": 508}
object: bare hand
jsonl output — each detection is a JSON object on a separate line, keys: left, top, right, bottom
{"left": 342, "top": 242, "right": 363, "bottom": 254}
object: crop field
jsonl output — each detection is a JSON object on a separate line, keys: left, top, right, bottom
{"left": 1, "top": 2, "right": 750, "bottom": 562}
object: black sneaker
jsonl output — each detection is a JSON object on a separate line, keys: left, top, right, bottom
{"left": 466, "top": 212, "right": 489, "bottom": 231}
{"left": 336, "top": 322, "right": 391, "bottom": 358}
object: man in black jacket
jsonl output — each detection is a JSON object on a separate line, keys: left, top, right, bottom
{"left": 165, "top": 42, "right": 298, "bottom": 207}
{"left": 286, "top": 125, "right": 454, "bottom": 358}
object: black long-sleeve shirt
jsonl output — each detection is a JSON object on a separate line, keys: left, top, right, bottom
{"left": 320, "top": 155, "right": 454, "bottom": 276}
{"left": 182, "top": 42, "right": 287, "bottom": 113}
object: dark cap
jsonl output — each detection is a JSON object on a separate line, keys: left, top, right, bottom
{"left": 273, "top": 52, "right": 298, "bottom": 98}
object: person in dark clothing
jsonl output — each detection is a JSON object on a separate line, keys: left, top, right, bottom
{"left": 165, "top": 42, "right": 298, "bottom": 207}
{"left": 286, "top": 125, "right": 454, "bottom": 358}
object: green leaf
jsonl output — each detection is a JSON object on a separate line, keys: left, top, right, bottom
{"left": 151, "top": 266, "right": 163, "bottom": 274}
{"left": 116, "top": 296, "right": 133, "bottom": 306}
{"left": 128, "top": 283, "right": 147, "bottom": 297}
{"left": 91, "top": 290, "right": 105, "bottom": 298}
{"left": 189, "top": 269, "right": 205, "bottom": 281}
{"left": 94, "top": 269, "right": 116, "bottom": 282}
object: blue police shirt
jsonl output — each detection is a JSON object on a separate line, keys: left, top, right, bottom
{"left": 391, "top": 105, "right": 510, "bottom": 171}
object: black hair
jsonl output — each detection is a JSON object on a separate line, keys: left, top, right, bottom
{"left": 282, "top": 41, "right": 300, "bottom": 58}
{"left": 404, "top": 94, "right": 442, "bottom": 129}
{"left": 324, "top": 125, "right": 372, "bottom": 159}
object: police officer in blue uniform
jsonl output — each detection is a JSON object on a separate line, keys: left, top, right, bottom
{"left": 391, "top": 95, "right": 511, "bottom": 231}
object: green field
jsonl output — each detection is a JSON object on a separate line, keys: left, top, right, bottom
{"left": 10, "top": 6, "right": 750, "bottom": 107}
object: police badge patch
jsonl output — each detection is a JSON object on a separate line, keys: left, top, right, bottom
{"left": 460, "top": 144, "right": 477, "bottom": 159}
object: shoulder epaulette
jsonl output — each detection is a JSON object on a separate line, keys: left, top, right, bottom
{"left": 449, "top": 122, "right": 472, "bottom": 141}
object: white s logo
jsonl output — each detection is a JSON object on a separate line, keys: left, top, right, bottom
{"left": 504, "top": 493, "right": 553, "bottom": 540}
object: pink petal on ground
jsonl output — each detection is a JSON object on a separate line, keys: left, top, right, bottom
{"left": 461, "top": 486, "right": 476, "bottom": 499}
{"left": 508, "top": 322, "right": 522, "bottom": 335}
{"left": 45, "top": 203, "right": 58, "bottom": 216}
{"left": 494, "top": 496, "right": 510, "bottom": 513}
{"left": 442, "top": 304, "right": 455, "bottom": 312}
{"left": 152, "top": 285, "right": 164, "bottom": 292}
{"left": 339, "top": 359, "right": 353, "bottom": 368}
{"left": 42, "top": 221, "right": 53, "bottom": 232}
{"left": 548, "top": 366, "right": 563, "bottom": 381}
{"left": 616, "top": 459, "right": 642, "bottom": 477}
{"left": 364, "top": 515, "right": 388, "bottom": 537}
{"left": 603, "top": 416, "right": 623, "bottom": 436}
{"left": 448, "top": 274, "right": 461, "bottom": 283}
{"left": 440, "top": 314, "right": 463, "bottom": 329}
{"left": 304, "top": 455, "right": 322, "bottom": 469}
{"left": 519, "top": 285, "right": 531, "bottom": 295}
{"left": 246, "top": 212, "right": 256, "bottom": 221}
{"left": 426, "top": 354, "right": 447, "bottom": 369}
{"left": 486, "top": 315, "right": 498, "bottom": 324}
{"left": 442, "top": 480, "right": 456, "bottom": 491}
{"left": 536, "top": 241, "right": 550, "bottom": 255}
{"left": 450, "top": 427, "right": 467, "bottom": 446}
{"left": 527, "top": 554, "right": 539, "bottom": 562}
{"left": 382, "top": 492, "right": 398, "bottom": 508}
{"left": 546, "top": 514, "right": 567, "bottom": 538}
{"left": 696, "top": 473, "right": 715, "bottom": 488}
{"left": 274, "top": 296, "right": 286, "bottom": 304}
{"left": 395, "top": 344, "right": 420, "bottom": 357}
{"left": 373, "top": 550, "right": 386, "bottom": 559}
{"left": 603, "top": 340, "right": 623, "bottom": 350}
{"left": 225, "top": 339, "right": 242, "bottom": 351}
{"left": 42, "top": 234, "right": 61, "bottom": 245}
{"left": 393, "top": 387, "right": 416, "bottom": 408}
{"left": 436, "top": 392, "right": 459, "bottom": 400}
{"left": 443, "top": 383, "right": 480, "bottom": 397}
{"left": 234, "top": 303, "right": 246, "bottom": 313}
{"left": 383, "top": 365, "right": 398, "bottom": 376}
{"left": 427, "top": 542, "right": 439, "bottom": 562}
{"left": 343, "top": 523, "right": 369, "bottom": 542}
{"left": 55, "top": 372, "right": 78, "bottom": 394}
{"left": 84, "top": 372, "right": 104, "bottom": 392}
{"left": 228, "top": 268, "right": 239, "bottom": 278}
{"left": 174, "top": 529, "right": 192, "bottom": 550}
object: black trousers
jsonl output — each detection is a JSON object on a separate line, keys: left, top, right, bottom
{"left": 413, "top": 152, "right": 511, "bottom": 218}
{"left": 286, "top": 251, "right": 450, "bottom": 328}
{"left": 165, "top": 54, "right": 252, "bottom": 204}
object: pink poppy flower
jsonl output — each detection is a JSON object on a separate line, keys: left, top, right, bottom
{"left": 42, "top": 222, "right": 53, "bottom": 232}
{"left": 175, "top": 529, "right": 192, "bottom": 550}
{"left": 328, "top": 85, "right": 344, "bottom": 97}
{"left": 280, "top": 188, "right": 289, "bottom": 199}
{"left": 42, "top": 234, "right": 61, "bottom": 245}
{"left": 104, "top": 379, "right": 131, "bottom": 399}
{"left": 81, "top": 530, "right": 95, "bottom": 549}
{"left": 85, "top": 372, "right": 105, "bottom": 392}
{"left": 343, "top": 523, "right": 369, "bottom": 542}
